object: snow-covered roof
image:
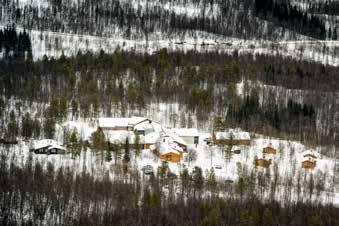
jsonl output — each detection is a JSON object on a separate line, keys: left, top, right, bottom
{"left": 170, "top": 128, "right": 199, "bottom": 137}
{"left": 302, "top": 156, "right": 316, "bottom": 162}
{"left": 134, "top": 120, "right": 154, "bottom": 131}
{"left": 104, "top": 130, "right": 160, "bottom": 145}
{"left": 103, "top": 131, "right": 130, "bottom": 144}
{"left": 129, "top": 117, "right": 149, "bottom": 126}
{"left": 231, "top": 145, "right": 241, "bottom": 152}
{"left": 256, "top": 152, "right": 273, "bottom": 160}
{"left": 98, "top": 116, "right": 149, "bottom": 128}
{"left": 158, "top": 135, "right": 184, "bottom": 155}
{"left": 33, "top": 139, "right": 58, "bottom": 150}
{"left": 215, "top": 129, "right": 250, "bottom": 140}
{"left": 98, "top": 117, "right": 131, "bottom": 128}
{"left": 302, "top": 150, "right": 318, "bottom": 158}
{"left": 47, "top": 144, "right": 67, "bottom": 151}
{"left": 165, "top": 132, "right": 187, "bottom": 147}
{"left": 143, "top": 132, "right": 160, "bottom": 144}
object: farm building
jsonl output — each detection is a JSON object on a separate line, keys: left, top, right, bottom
{"left": 263, "top": 146, "right": 277, "bottom": 155}
{"left": 97, "top": 117, "right": 151, "bottom": 131}
{"left": 155, "top": 133, "right": 188, "bottom": 163}
{"left": 30, "top": 139, "right": 67, "bottom": 154}
{"left": 102, "top": 119, "right": 163, "bottom": 150}
{"left": 166, "top": 132, "right": 188, "bottom": 152}
{"left": 301, "top": 150, "right": 317, "bottom": 169}
{"left": 170, "top": 128, "right": 199, "bottom": 145}
{"left": 212, "top": 129, "right": 251, "bottom": 146}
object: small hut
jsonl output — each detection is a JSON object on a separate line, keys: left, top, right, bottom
{"left": 254, "top": 154, "right": 272, "bottom": 168}
{"left": 263, "top": 146, "right": 276, "bottom": 155}
{"left": 30, "top": 139, "right": 67, "bottom": 154}
{"left": 301, "top": 150, "right": 317, "bottom": 169}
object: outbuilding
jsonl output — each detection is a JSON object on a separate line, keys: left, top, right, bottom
{"left": 97, "top": 117, "right": 150, "bottom": 131}
{"left": 263, "top": 146, "right": 277, "bottom": 155}
{"left": 301, "top": 150, "right": 317, "bottom": 169}
{"left": 30, "top": 139, "right": 67, "bottom": 154}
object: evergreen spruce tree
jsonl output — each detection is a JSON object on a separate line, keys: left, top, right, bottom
{"left": 192, "top": 166, "right": 204, "bottom": 198}
{"left": 206, "top": 168, "right": 217, "bottom": 194}
{"left": 180, "top": 166, "right": 190, "bottom": 199}
{"left": 90, "top": 128, "right": 108, "bottom": 165}
{"left": 262, "top": 208, "right": 273, "bottom": 226}
{"left": 68, "top": 130, "right": 81, "bottom": 159}
{"left": 43, "top": 118, "right": 55, "bottom": 139}
{"left": 105, "top": 148, "right": 112, "bottom": 162}
{"left": 134, "top": 134, "right": 141, "bottom": 160}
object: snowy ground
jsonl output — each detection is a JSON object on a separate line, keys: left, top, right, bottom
{"left": 1, "top": 118, "right": 337, "bottom": 206}
{"left": 1, "top": 24, "right": 338, "bottom": 66}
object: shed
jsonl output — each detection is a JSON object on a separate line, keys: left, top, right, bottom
{"left": 98, "top": 117, "right": 150, "bottom": 131}
{"left": 254, "top": 153, "right": 272, "bottom": 168}
{"left": 301, "top": 150, "right": 317, "bottom": 169}
{"left": 263, "top": 146, "right": 277, "bottom": 155}
{"left": 30, "top": 140, "right": 67, "bottom": 154}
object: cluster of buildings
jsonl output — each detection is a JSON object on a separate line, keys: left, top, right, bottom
{"left": 212, "top": 129, "right": 318, "bottom": 170}
{"left": 28, "top": 116, "right": 319, "bottom": 170}
{"left": 97, "top": 117, "right": 199, "bottom": 163}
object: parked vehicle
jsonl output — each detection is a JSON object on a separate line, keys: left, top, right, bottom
{"left": 214, "top": 164, "right": 222, "bottom": 169}
{"left": 141, "top": 165, "right": 154, "bottom": 175}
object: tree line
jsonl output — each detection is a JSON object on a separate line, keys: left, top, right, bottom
{"left": 0, "top": 25, "right": 32, "bottom": 59}
{"left": 0, "top": 49, "right": 337, "bottom": 146}
{"left": 254, "top": 0, "right": 330, "bottom": 39}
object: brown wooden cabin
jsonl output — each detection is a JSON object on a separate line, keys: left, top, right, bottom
{"left": 302, "top": 160, "right": 316, "bottom": 169}
{"left": 301, "top": 151, "right": 317, "bottom": 170}
{"left": 255, "top": 158, "right": 272, "bottom": 168}
{"left": 159, "top": 152, "right": 181, "bottom": 163}
{"left": 153, "top": 149, "right": 182, "bottom": 163}
{"left": 263, "top": 147, "right": 276, "bottom": 155}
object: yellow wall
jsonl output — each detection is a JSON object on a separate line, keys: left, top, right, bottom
{"left": 160, "top": 153, "right": 181, "bottom": 163}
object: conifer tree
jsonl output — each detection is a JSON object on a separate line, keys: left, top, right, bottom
{"left": 192, "top": 166, "right": 204, "bottom": 198}
{"left": 262, "top": 208, "right": 273, "bottom": 226}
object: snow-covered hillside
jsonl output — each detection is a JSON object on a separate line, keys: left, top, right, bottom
{"left": 2, "top": 119, "right": 338, "bottom": 206}
{"left": 1, "top": 24, "right": 338, "bottom": 66}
